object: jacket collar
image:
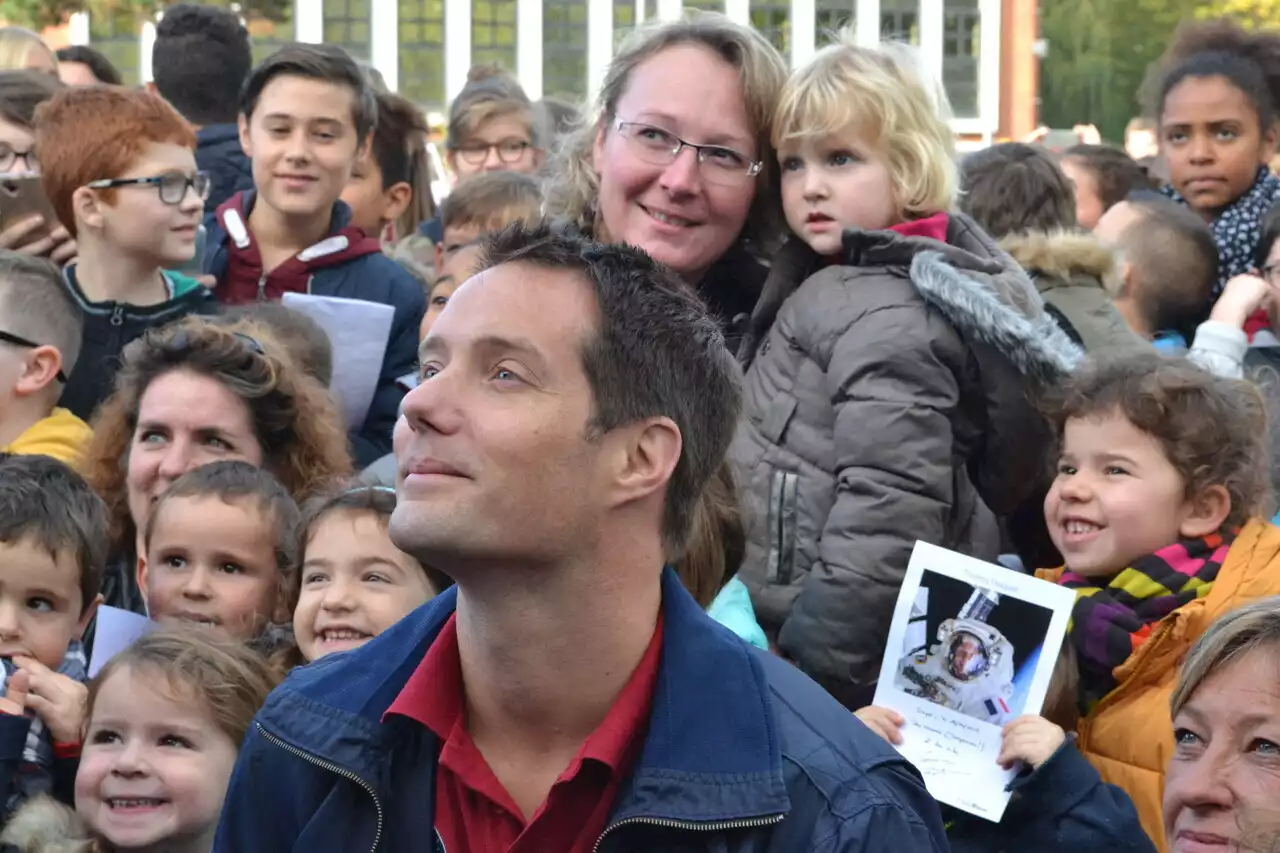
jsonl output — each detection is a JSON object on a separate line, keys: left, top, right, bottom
{"left": 258, "top": 567, "right": 791, "bottom": 823}
{"left": 195, "top": 123, "right": 241, "bottom": 148}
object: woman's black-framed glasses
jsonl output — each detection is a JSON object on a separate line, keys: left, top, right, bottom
{"left": 0, "top": 330, "right": 67, "bottom": 382}
{"left": 86, "top": 171, "right": 212, "bottom": 206}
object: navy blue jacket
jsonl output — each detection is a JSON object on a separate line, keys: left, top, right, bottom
{"left": 215, "top": 569, "right": 950, "bottom": 853}
{"left": 204, "top": 194, "right": 426, "bottom": 466}
{"left": 946, "top": 738, "right": 1154, "bottom": 853}
{"left": 196, "top": 124, "right": 255, "bottom": 214}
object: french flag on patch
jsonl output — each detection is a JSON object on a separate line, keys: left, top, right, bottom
{"left": 985, "top": 697, "right": 1011, "bottom": 716}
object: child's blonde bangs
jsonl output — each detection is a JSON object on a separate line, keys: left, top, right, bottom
{"left": 773, "top": 35, "right": 959, "bottom": 217}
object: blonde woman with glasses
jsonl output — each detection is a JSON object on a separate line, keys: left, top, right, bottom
{"left": 543, "top": 13, "right": 788, "bottom": 352}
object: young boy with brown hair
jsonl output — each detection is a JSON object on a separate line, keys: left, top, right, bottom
{"left": 203, "top": 44, "right": 425, "bottom": 467}
{"left": 434, "top": 170, "right": 541, "bottom": 279}
{"left": 34, "top": 85, "right": 217, "bottom": 422}
{"left": 0, "top": 453, "right": 108, "bottom": 819}
{"left": 0, "top": 253, "right": 91, "bottom": 466}
{"left": 340, "top": 89, "right": 430, "bottom": 244}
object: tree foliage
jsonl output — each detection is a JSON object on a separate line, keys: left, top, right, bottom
{"left": 0, "top": 0, "right": 291, "bottom": 30}
{"left": 1195, "top": 0, "right": 1280, "bottom": 28}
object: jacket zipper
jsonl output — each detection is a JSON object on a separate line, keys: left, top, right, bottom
{"left": 109, "top": 306, "right": 124, "bottom": 326}
{"left": 591, "top": 812, "right": 785, "bottom": 852}
{"left": 255, "top": 722, "right": 385, "bottom": 853}
{"left": 257, "top": 273, "right": 267, "bottom": 302}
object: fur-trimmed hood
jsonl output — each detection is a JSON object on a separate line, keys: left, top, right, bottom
{"left": 997, "top": 230, "right": 1147, "bottom": 355}
{"left": 737, "top": 212, "right": 1081, "bottom": 518}
{"left": 999, "top": 230, "right": 1122, "bottom": 296}
{"left": 0, "top": 796, "right": 94, "bottom": 853}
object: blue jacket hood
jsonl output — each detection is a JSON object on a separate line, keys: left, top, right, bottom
{"left": 195, "top": 123, "right": 254, "bottom": 214}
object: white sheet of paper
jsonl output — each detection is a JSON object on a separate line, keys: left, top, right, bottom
{"left": 281, "top": 292, "right": 395, "bottom": 430}
{"left": 89, "top": 606, "right": 154, "bottom": 677}
{"left": 871, "top": 541, "right": 1076, "bottom": 822}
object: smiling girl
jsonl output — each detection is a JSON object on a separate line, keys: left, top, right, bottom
{"left": 287, "top": 485, "right": 448, "bottom": 666}
{"left": 730, "top": 32, "right": 1079, "bottom": 710}
{"left": 1153, "top": 18, "right": 1280, "bottom": 307}
{"left": 0, "top": 629, "right": 279, "bottom": 853}
{"left": 1036, "top": 351, "right": 1280, "bottom": 851}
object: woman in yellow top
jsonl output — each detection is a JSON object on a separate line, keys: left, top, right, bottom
{"left": 1037, "top": 352, "right": 1280, "bottom": 852}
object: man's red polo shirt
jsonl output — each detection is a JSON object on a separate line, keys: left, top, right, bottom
{"left": 384, "top": 612, "right": 663, "bottom": 853}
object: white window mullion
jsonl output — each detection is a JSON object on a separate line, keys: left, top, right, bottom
{"left": 445, "top": 0, "right": 473, "bottom": 101}
{"left": 517, "top": 0, "right": 543, "bottom": 99}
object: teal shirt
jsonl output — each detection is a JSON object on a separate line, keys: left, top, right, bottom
{"left": 706, "top": 577, "right": 769, "bottom": 650}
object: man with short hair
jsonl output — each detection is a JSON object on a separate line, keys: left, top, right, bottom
{"left": 216, "top": 225, "right": 949, "bottom": 853}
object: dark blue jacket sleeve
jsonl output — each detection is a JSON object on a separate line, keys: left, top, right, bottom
{"left": 350, "top": 263, "right": 425, "bottom": 467}
{"left": 0, "top": 713, "right": 33, "bottom": 813}
{"left": 1006, "top": 738, "right": 1156, "bottom": 853}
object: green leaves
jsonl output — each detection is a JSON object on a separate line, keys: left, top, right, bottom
{"left": 0, "top": 0, "right": 293, "bottom": 31}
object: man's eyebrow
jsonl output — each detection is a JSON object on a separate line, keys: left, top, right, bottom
{"left": 418, "top": 334, "right": 546, "bottom": 365}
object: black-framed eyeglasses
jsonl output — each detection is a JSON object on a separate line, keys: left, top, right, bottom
{"left": 455, "top": 139, "right": 533, "bottom": 166}
{"left": 0, "top": 144, "right": 35, "bottom": 174}
{"left": 0, "top": 330, "right": 67, "bottom": 383}
{"left": 86, "top": 171, "right": 212, "bottom": 206}
{"left": 614, "top": 120, "right": 762, "bottom": 186}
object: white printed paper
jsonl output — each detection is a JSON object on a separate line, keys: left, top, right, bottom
{"left": 281, "top": 292, "right": 395, "bottom": 430}
{"left": 89, "top": 606, "right": 153, "bottom": 677}
{"left": 871, "top": 541, "right": 1076, "bottom": 822}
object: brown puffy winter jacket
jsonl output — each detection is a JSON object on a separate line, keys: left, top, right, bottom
{"left": 730, "top": 214, "right": 1082, "bottom": 708}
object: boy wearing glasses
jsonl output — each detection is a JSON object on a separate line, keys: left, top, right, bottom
{"left": 0, "top": 253, "right": 91, "bottom": 466}
{"left": 204, "top": 44, "right": 425, "bottom": 467}
{"left": 33, "top": 85, "right": 217, "bottom": 423}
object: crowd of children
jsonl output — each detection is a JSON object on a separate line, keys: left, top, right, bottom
{"left": 0, "top": 4, "right": 1275, "bottom": 852}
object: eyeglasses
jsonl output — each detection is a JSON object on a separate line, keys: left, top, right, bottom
{"left": 86, "top": 171, "right": 212, "bottom": 206}
{"left": 0, "top": 330, "right": 67, "bottom": 383}
{"left": 455, "top": 139, "right": 533, "bottom": 166}
{"left": 614, "top": 120, "right": 762, "bottom": 186}
{"left": 0, "top": 144, "right": 35, "bottom": 174}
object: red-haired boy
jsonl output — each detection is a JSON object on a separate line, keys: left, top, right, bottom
{"left": 34, "top": 86, "right": 217, "bottom": 420}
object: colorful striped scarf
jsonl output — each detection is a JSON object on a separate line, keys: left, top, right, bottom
{"left": 1058, "top": 531, "right": 1234, "bottom": 712}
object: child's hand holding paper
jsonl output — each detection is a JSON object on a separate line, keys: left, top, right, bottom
{"left": 997, "top": 715, "right": 1066, "bottom": 770}
{"left": 855, "top": 706, "right": 906, "bottom": 745}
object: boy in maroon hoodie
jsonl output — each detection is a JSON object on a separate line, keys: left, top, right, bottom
{"left": 203, "top": 43, "right": 424, "bottom": 467}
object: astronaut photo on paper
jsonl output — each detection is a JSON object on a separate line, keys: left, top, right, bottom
{"left": 894, "top": 569, "right": 1054, "bottom": 726}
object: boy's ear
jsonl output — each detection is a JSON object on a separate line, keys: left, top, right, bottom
{"left": 136, "top": 551, "right": 149, "bottom": 600}
{"left": 71, "top": 185, "right": 106, "bottom": 232}
{"left": 383, "top": 181, "right": 413, "bottom": 225}
{"left": 1180, "top": 484, "right": 1232, "bottom": 540}
{"left": 238, "top": 114, "right": 253, "bottom": 158}
{"left": 434, "top": 240, "right": 445, "bottom": 274}
{"left": 75, "top": 594, "right": 103, "bottom": 641}
{"left": 13, "top": 345, "right": 63, "bottom": 397}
